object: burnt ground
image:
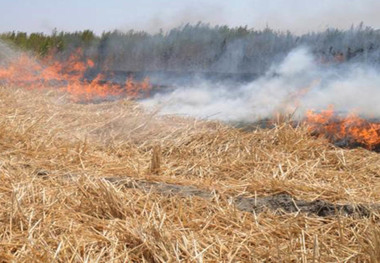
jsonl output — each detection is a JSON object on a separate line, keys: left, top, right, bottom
{"left": 104, "top": 177, "right": 377, "bottom": 218}
{"left": 36, "top": 170, "right": 378, "bottom": 218}
{"left": 235, "top": 194, "right": 374, "bottom": 217}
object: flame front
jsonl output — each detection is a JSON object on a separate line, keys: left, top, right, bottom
{"left": 0, "top": 50, "right": 151, "bottom": 102}
{"left": 305, "top": 106, "right": 380, "bottom": 150}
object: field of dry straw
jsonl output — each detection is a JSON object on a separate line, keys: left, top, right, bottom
{"left": 0, "top": 86, "right": 379, "bottom": 262}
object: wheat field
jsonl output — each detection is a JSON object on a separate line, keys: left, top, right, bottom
{"left": 0, "top": 86, "right": 379, "bottom": 262}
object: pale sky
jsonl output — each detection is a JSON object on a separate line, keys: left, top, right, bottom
{"left": 1, "top": 0, "right": 380, "bottom": 34}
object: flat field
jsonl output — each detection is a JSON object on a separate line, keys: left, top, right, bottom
{"left": 0, "top": 87, "right": 379, "bottom": 262}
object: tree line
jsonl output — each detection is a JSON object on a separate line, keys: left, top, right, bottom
{"left": 1, "top": 23, "right": 379, "bottom": 74}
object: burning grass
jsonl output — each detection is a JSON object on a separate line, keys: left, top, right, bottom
{"left": 0, "top": 86, "right": 379, "bottom": 262}
{"left": 0, "top": 49, "right": 151, "bottom": 103}
{"left": 306, "top": 106, "right": 380, "bottom": 152}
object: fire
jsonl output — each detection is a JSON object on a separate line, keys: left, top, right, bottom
{"left": 0, "top": 49, "right": 151, "bottom": 102}
{"left": 305, "top": 106, "right": 380, "bottom": 150}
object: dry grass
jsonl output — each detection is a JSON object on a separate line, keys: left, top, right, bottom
{"left": 0, "top": 86, "right": 379, "bottom": 262}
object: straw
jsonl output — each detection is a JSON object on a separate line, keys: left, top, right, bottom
{"left": 0, "top": 86, "right": 379, "bottom": 262}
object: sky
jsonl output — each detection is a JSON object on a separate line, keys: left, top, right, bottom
{"left": 1, "top": 0, "right": 380, "bottom": 34}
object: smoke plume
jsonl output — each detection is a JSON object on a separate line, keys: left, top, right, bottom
{"left": 142, "top": 47, "right": 380, "bottom": 122}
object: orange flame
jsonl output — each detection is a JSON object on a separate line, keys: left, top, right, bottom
{"left": 0, "top": 49, "right": 151, "bottom": 102}
{"left": 305, "top": 106, "right": 380, "bottom": 149}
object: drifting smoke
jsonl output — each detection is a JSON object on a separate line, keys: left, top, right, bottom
{"left": 142, "top": 47, "right": 380, "bottom": 122}
{"left": 0, "top": 41, "right": 17, "bottom": 62}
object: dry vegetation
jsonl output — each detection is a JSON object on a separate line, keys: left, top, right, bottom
{"left": 0, "top": 86, "right": 379, "bottom": 262}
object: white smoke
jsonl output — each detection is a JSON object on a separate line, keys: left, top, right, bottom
{"left": 142, "top": 47, "right": 380, "bottom": 122}
{"left": 301, "top": 66, "right": 380, "bottom": 117}
{"left": 0, "top": 41, "right": 17, "bottom": 63}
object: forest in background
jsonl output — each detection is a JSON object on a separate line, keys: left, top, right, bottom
{"left": 1, "top": 23, "right": 380, "bottom": 75}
